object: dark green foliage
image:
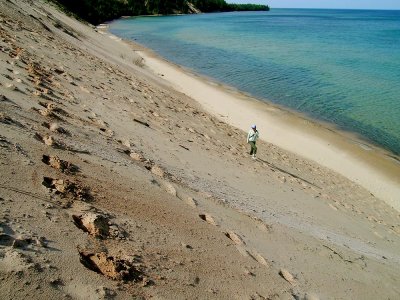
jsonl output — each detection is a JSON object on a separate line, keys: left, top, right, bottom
{"left": 191, "top": 0, "right": 269, "bottom": 12}
{"left": 225, "top": 3, "right": 269, "bottom": 12}
{"left": 51, "top": 0, "right": 127, "bottom": 24}
{"left": 51, "top": 0, "right": 269, "bottom": 25}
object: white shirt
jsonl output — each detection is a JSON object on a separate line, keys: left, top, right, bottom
{"left": 247, "top": 129, "right": 259, "bottom": 143}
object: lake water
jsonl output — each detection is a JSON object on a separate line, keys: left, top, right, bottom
{"left": 110, "top": 9, "right": 400, "bottom": 155}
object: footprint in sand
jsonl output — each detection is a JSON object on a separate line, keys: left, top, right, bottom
{"left": 34, "top": 132, "right": 64, "bottom": 149}
{"left": 120, "top": 138, "right": 131, "bottom": 149}
{"left": 235, "top": 246, "right": 270, "bottom": 267}
{"left": 151, "top": 164, "right": 164, "bottom": 177}
{"left": 183, "top": 196, "right": 197, "bottom": 208}
{"left": 42, "top": 122, "right": 70, "bottom": 135}
{"left": 251, "top": 216, "right": 273, "bottom": 233}
{"left": 42, "top": 176, "right": 92, "bottom": 202}
{"left": 77, "top": 249, "right": 143, "bottom": 281}
{"left": 279, "top": 268, "right": 297, "bottom": 285}
{"left": 161, "top": 181, "right": 177, "bottom": 196}
{"left": 199, "top": 213, "right": 218, "bottom": 226}
{"left": 72, "top": 212, "right": 110, "bottom": 239}
{"left": 174, "top": 190, "right": 198, "bottom": 208}
{"left": 247, "top": 250, "right": 269, "bottom": 267}
{"left": 36, "top": 106, "right": 60, "bottom": 120}
{"left": 224, "top": 231, "right": 246, "bottom": 245}
{"left": 72, "top": 211, "right": 127, "bottom": 240}
{"left": 42, "top": 154, "right": 79, "bottom": 174}
{"left": 128, "top": 151, "right": 145, "bottom": 162}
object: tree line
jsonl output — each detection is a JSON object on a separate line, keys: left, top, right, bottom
{"left": 51, "top": 0, "right": 269, "bottom": 25}
{"left": 192, "top": 0, "right": 268, "bottom": 12}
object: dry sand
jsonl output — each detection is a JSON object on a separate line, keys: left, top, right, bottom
{"left": 1, "top": 0, "right": 400, "bottom": 299}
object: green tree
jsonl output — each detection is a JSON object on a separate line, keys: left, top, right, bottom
{"left": 52, "top": 0, "right": 269, "bottom": 24}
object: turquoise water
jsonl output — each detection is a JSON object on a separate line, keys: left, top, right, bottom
{"left": 110, "top": 9, "right": 400, "bottom": 155}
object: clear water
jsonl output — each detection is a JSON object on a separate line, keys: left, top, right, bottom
{"left": 110, "top": 9, "right": 400, "bottom": 155}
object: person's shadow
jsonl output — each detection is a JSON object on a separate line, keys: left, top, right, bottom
{"left": 256, "top": 157, "right": 321, "bottom": 189}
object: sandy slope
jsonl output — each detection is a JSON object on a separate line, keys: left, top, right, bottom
{"left": 0, "top": 0, "right": 399, "bottom": 299}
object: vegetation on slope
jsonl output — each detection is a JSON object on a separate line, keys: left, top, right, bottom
{"left": 52, "top": 0, "right": 269, "bottom": 25}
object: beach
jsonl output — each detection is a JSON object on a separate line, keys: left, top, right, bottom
{"left": 139, "top": 50, "right": 400, "bottom": 211}
{"left": 1, "top": 0, "right": 400, "bottom": 299}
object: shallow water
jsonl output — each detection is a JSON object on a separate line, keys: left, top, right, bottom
{"left": 110, "top": 9, "right": 400, "bottom": 155}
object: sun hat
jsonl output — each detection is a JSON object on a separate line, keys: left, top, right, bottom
{"left": 251, "top": 124, "right": 256, "bottom": 129}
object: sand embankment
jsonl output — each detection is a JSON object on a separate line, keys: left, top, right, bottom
{"left": 1, "top": 0, "right": 400, "bottom": 299}
{"left": 139, "top": 50, "right": 400, "bottom": 211}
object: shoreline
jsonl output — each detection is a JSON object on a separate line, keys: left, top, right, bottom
{"left": 115, "top": 39, "right": 400, "bottom": 210}
{"left": 3, "top": 1, "right": 400, "bottom": 298}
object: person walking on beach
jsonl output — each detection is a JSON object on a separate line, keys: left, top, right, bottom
{"left": 247, "top": 124, "right": 259, "bottom": 159}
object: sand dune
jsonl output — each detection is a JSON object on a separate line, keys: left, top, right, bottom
{"left": 0, "top": 0, "right": 399, "bottom": 299}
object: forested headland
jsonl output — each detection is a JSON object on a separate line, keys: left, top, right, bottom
{"left": 51, "top": 0, "right": 270, "bottom": 25}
